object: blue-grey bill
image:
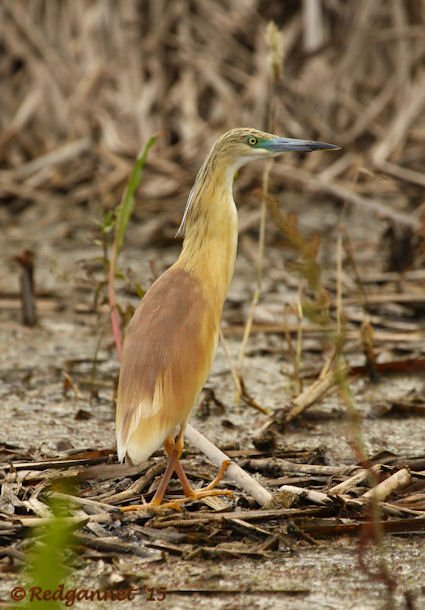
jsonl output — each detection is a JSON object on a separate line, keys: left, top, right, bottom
{"left": 264, "top": 137, "right": 340, "bottom": 152}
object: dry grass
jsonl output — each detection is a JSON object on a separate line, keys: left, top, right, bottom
{"left": 1, "top": 5, "right": 425, "bottom": 606}
{"left": 0, "top": 0, "right": 424, "bottom": 231}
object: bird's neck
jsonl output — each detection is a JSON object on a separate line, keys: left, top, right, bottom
{"left": 176, "top": 161, "right": 238, "bottom": 318}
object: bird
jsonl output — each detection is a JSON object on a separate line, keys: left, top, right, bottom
{"left": 116, "top": 127, "right": 338, "bottom": 510}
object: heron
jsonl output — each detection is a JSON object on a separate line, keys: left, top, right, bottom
{"left": 116, "top": 127, "right": 338, "bottom": 509}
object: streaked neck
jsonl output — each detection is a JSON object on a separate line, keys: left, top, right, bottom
{"left": 176, "top": 159, "right": 238, "bottom": 316}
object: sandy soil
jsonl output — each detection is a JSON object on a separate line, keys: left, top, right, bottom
{"left": 1, "top": 189, "right": 424, "bottom": 609}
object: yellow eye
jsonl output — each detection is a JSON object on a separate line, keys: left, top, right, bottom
{"left": 247, "top": 136, "right": 257, "bottom": 146}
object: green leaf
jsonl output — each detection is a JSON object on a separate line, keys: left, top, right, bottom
{"left": 114, "top": 134, "right": 158, "bottom": 256}
{"left": 133, "top": 283, "right": 146, "bottom": 298}
{"left": 17, "top": 488, "right": 75, "bottom": 610}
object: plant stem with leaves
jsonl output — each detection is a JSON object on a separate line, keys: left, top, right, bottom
{"left": 108, "top": 135, "right": 158, "bottom": 358}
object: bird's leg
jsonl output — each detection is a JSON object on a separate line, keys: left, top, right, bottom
{"left": 120, "top": 435, "right": 183, "bottom": 513}
{"left": 171, "top": 429, "right": 233, "bottom": 501}
{"left": 149, "top": 436, "right": 179, "bottom": 505}
{"left": 120, "top": 432, "right": 233, "bottom": 513}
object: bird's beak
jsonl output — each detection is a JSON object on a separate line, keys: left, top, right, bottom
{"left": 262, "top": 137, "right": 340, "bottom": 153}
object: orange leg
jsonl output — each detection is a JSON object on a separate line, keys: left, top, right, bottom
{"left": 150, "top": 435, "right": 180, "bottom": 505}
{"left": 121, "top": 434, "right": 182, "bottom": 513}
{"left": 170, "top": 430, "right": 233, "bottom": 501}
{"left": 120, "top": 428, "right": 233, "bottom": 513}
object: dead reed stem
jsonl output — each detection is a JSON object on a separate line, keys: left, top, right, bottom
{"left": 237, "top": 21, "right": 283, "bottom": 392}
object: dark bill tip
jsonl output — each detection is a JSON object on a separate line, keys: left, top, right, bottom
{"left": 306, "top": 140, "right": 341, "bottom": 151}
{"left": 263, "top": 137, "right": 340, "bottom": 153}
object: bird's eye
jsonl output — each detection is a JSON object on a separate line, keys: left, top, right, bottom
{"left": 247, "top": 136, "right": 257, "bottom": 146}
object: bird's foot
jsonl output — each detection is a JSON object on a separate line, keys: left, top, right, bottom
{"left": 119, "top": 498, "right": 184, "bottom": 514}
{"left": 119, "top": 459, "right": 233, "bottom": 512}
{"left": 180, "top": 459, "right": 234, "bottom": 502}
{"left": 185, "top": 487, "right": 234, "bottom": 501}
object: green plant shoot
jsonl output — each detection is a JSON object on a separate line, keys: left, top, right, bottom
{"left": 114, "top": 134, "right": 158, "bottom": 257}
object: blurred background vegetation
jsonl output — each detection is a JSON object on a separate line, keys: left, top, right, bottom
{"left": 1, "top": 6, "right": 425, "bottom": 605}
{"left": 1, "top": 0, "right": 424, "bottom": 239}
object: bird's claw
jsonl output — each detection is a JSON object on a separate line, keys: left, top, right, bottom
{"left": 119, "top": 498, "right": 184, "bottom": 514}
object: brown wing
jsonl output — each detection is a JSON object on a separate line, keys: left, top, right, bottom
{"left": 116, "top": 266, "right": 218, "bottom": 464}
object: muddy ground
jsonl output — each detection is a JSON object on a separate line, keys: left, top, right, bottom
{"left": 1, "top": 184, "right": 424, "bottom": 609}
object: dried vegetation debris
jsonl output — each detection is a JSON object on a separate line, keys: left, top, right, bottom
{"left": 0, "top": 1, "right": 425, "bottom": 238}
{"left": 1, "top": 2, "right": 425, "bottom": 606}
{"left": 1, "top": 443, "right": 425, "bottom": 568}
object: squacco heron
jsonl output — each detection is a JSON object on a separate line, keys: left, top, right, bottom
{"left": 116, "top": 127, "right": 338, "bottom": 509}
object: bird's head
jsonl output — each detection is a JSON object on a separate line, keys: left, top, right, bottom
{"left": 177, "top": 127, "right": 339, "bottom": 237}
{"left": 214, "top": 127, "right": 339, "bottom": 170}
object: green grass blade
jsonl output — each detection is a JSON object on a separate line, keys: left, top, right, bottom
{"left": 16, "top": 494, "right": 73, "bottom": 610}
{"left": 114, "top": 134, "right": 158, "bottom": 256}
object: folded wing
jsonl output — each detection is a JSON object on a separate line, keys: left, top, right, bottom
{"left": 116, "top": 266, "right": 217, "bottom": 464}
